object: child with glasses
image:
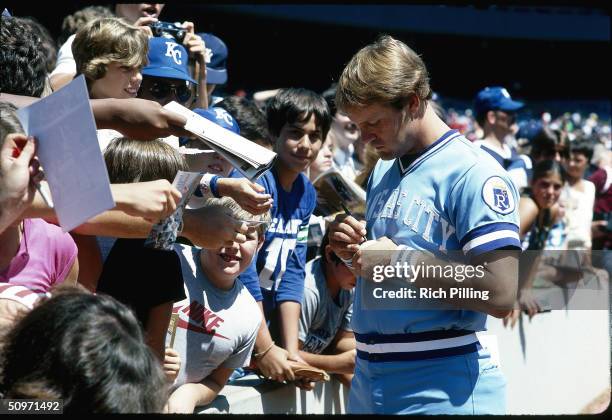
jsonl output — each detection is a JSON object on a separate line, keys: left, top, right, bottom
{"left": 166, "top": 197, "right": 270, "bottom": 413}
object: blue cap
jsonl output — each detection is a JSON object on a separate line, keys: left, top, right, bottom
{"left": 474, "top": 86, "right": 524, "bottom": 115}
{"left": 2, "top": 8, "right": 12, "bottom": 17}
{"left": 180, "top": 107, "right": 239, "bottom": 146}
{"left": 199, "top": 33, "right": 228, "bottom": 85}
{"left": 142, "top": 37, "right": 197, "bottom": 84}
{"left": 195, "top": 107, "right": 239, "bottom": 134}
{"left": 517, "top": 120, "right": 543, "bottom": 142}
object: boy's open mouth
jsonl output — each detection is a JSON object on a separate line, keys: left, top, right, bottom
{"left": 219, "top": 253, "right": 241, "bottom": 263}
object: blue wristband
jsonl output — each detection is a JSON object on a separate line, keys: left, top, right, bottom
{"left": 210, "top": 175, "right": 220, "bottom": 198}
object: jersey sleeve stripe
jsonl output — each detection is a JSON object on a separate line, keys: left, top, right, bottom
{"left": 459, "top": 222, "right": 519, "bottom": 248}
{"left": 467, "top": 238, "right": 522, "bottom": 256}
{"left": 462, "top": 229, "right": 521, "bottom": 254}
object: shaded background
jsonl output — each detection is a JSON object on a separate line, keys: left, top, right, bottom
{"left": 4, "top": 2, "right": 610, "bottom": 116}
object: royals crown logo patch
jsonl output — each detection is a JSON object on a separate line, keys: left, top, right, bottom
{"left": 482, "top": 176, "right": 515, "bottom": 215}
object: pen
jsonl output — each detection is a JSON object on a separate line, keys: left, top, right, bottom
{"left": 339, "top": 200, "right": 367, "bottom": 244}
{"left": 339, "top": 201, "right": 352, "bottom": 217}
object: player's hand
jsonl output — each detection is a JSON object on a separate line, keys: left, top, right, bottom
{"left": 163, "top": 347, "right": 181, "bottom": 383}
{"left": 92, "top": 98, "right": 191, "bottom": 140}
{"left": 353, "top": 236, "right": 397, "bottom": 279}
{"left": 132, "top": 16, "right": 158, "bottom": 37}
{"left": 328, "top": 214, "right": 367, "bottom": 261}
{"left": 217, "top": 178, "right": 273, "bottom": 215}
{"left": 182, "top": 205, "right": 250, "bottom": 249}
{"left": 257, "top": 344, "right": 295, "bottom": 382}
{"left": 112, "top": 180, "right": 182, "bottom": 222}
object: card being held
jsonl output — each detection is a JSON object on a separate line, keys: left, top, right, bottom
{"left": 144, "top": 171, "right": 203, "bottom": 250}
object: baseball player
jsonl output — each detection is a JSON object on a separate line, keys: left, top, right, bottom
{"left": 328, "top": 35, "right": 521, "bottom": 414}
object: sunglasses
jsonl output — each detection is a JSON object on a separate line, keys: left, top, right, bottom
{"left": 147, "top": 80, "right": 193, "bottom": 104}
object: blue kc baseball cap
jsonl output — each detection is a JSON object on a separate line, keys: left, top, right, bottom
{"left": 474, "top": 86, "right": 524, "bottom": 116}
{"left": 180, "top": 107, "right": 240, "bottom": 146}
{"left": 199, "top": 32, "right": 228, "bottom": 85}
{"left": 142, "top": 37, "right": 197, "bottom": 84}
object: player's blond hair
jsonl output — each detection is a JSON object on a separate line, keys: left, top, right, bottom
{"left": 335, "top": 35, "right": 432, "bottom": 111}
{"left": 203, "top": 197, "right": 272, "bottom": 240}
{"left": 72, "top": 17, "right": 148, "bottom": 88}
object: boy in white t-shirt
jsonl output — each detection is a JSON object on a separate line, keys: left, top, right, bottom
{"left": 166, "top": 197, "right": 270, "bottom": 413}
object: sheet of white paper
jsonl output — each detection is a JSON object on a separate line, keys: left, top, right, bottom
{"left": 16, "top": 76, "right": 115, "bottom": 232}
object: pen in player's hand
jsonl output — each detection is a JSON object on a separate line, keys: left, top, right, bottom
{"left": 340, "top": 201, "right": 366, "bottom": 244}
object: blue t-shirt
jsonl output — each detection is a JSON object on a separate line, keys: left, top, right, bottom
{"left": 355, "top": 130, "right": 521, "bottom": 335}
{"left": 232, "top": 168, "right": 316, "bottom": 308}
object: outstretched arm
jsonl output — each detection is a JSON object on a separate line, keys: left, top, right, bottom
{"left": 166, "top": 367, "right": 234, "bottom": 413}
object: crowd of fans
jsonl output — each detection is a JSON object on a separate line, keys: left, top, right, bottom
{"left": 0, "top": 3, "right": 610, "bottom": 414}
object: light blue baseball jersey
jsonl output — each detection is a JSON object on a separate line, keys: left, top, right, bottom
{"left": 354, "top": 129, "right": 521, "bottom": 335}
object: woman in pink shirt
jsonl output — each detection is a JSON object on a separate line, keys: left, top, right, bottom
{"left": 0, "top": 105, "right": 79, "bottom": 293}
{"left": 0, "top": 218, "right": 78, "bottom": 293}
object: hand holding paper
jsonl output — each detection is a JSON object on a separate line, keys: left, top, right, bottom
{"left": 216, "top": 178, "right": 273, "bottom": 215}
{"left": 145, "top": 171, "right": 203, "bottom": 251}
{"left": 0, "top": 134, "right": 42, "bottom": 231}
{"left": 16, "top": 76, "right": 115, "bottom": 232}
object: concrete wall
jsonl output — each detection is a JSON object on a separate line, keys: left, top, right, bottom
{"left": 198, "top": 376, "right": 349, "bottom": 414}
{"left": 484, "top": 309, "right": 610, "bottom": 414}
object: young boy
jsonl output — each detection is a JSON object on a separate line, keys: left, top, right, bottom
{"left": 298, "top": 231, "right": 356, "bottom": 387}
{"left": 72, "top": 17, "right": 148, "bottom": 102}
{"left": 221, "top": 88, "right": 332, "bottom": 382}
{"left": 166, "top": 197, "right": 270, "bottom": 413}
{"left": 98, "top": 137, "right": 188, "bottom": 362}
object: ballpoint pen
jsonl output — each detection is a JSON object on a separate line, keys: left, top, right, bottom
{"left": 339, "top": 201, "right": 366, "bottom": 244}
